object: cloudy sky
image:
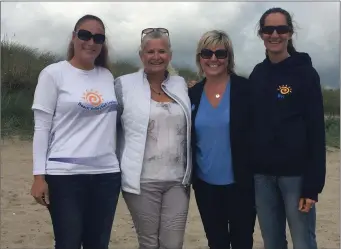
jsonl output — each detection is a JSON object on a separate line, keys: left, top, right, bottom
{"left": 1, "top": 2, "right": 340, "bottom": 88}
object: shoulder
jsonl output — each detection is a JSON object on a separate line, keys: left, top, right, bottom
{"left": 169, "top": 75, "right": 185, "bottom": 82}
{"left": 114, "top": 71, "right": 142, "bottom": 97}
{"left": 249, "top": 62, "right": 265, "bottom": 77}
{"left": 96, "top": 66, "right": 114, "bottom": 80}
{"left": 164, "top": 75, "right": 189, "bottom": 97}
{"left": 188, "top": 79, "right": 204, "bottom": 100}
{"left": 189, "top": 80, "right": 203, "bottom": 92}
{"left": 291, "top": 52, "right": 321, "bottom": 86}
{"left": 168, "top": 75, "right": 188, "bottom": 89}
{"left": 231, "top": 73, "right": 249, "bottom": 84}
{"left": 251, "top": 62, "right": 264, "bottom": 72}
{"left": 301, "top": 56, "right": 320, "bottom": 79}
{"left": 310, "top": 67, "right": 320, "bottom": 80}
{"left": 114, "top": 71, "right": 141, "bottom": 85}
{"left": 40, "top": 60, "right": 67, "bottom": 77}
{"left": 302, "top": 66, "right": 321, "bottom": 90}
{"left": 36, "top": 61, "right": 68, "bottom": 89}
{"left": 231, "top": 73, "right": 251, "bottom": 91}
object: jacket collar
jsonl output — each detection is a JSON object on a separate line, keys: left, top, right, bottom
{"left": 140, "top": 68, "right": 171, "bottom": 85}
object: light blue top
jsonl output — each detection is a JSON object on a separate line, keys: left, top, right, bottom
{"left": 194, "top": 82, "right": 234, "bottom": 185}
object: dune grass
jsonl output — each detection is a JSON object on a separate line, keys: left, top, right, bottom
{"left": 1, "top": 41, "right": 339, "bottom": 147}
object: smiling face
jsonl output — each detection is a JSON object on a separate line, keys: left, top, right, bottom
{"left": 199, "top": 45, "right": 229, "bottom": 78}
{"left": 140, "top": 37, "right": 171, "bottom": 74}
{"left": 195, "top": 30, "right": 235, "bottom": 78}
{"left": 72, "top": 19, "right": 105, "bottom": 65}
{"left": 260, "top": 13, "right": 292, "bottom": 55}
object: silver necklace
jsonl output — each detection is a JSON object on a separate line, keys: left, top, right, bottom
{"left": 215, "top": 94, "right": 221, "bottom": 98}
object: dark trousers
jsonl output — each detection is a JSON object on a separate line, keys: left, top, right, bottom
{"left": 45, "top": 172, "right": 121, "bottom": 249}
{"left": 193, "top": 178, "right": 256, "bottom": 249}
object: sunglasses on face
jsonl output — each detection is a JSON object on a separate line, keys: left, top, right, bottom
{"left": 261, "top": 25, "right": 291, "bottom": 35}
{"left": 141, "top": 28, "right": 169, "bottom": 42}
{"left": 75, "top": 29, "right": 106, "bottom": 44}
{"left": 199, "top": 49, "right": 228, "bottom": 59}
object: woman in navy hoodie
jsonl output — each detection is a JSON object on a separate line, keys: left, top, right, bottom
{"left": 249, "top": 7, "right": 326, "bottom": 249}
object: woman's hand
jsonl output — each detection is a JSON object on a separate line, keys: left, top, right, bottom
{"left": 298, "top": 198, "right": 315, "bottom": 212}
{"left": 31, "top": 175, "right": 49, "bottom": 206}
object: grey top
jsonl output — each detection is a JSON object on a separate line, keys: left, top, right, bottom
{"left": 141, "top": 99, "right": 187, "bottom": 183}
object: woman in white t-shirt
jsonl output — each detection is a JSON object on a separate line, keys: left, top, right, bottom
{"left": 30, "top": 14, "right": 121, "bottom": 249}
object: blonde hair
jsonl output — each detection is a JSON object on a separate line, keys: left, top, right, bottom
{"left": 139, "top": 30, "right": 172, "bottom": 53}
{"left": 139, "top": 30, "right": 175, "bottom": 74}
{"left": 166, "top": 62, "right": 178, "bottom": 75}
{"left": 195, "top": 30, "right": 235, "bottom": 77}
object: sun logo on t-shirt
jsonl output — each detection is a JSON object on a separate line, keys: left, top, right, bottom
{"left": 277, "top": 85, "right": 292, "bottom": 95}
{"left": 82, "top": 90, "right": 103, "bottom": 107}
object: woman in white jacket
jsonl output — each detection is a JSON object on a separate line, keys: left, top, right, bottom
{"left": 114, "top": 28, "right": 192, "bottom": 249}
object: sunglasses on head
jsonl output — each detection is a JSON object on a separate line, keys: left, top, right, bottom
{"left": 261, "top": 25, "right": 291, "bottom": 35}
{"left": 75, "top": 29, "right": 106, "bottom": 44}
{"left": 141, "top": 28, "right": 169, "bottom": 42}
{"left": 200, "top": 49, "right": 228, "bottom": 60}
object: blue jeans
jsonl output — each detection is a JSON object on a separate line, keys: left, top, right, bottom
{"left": 45, "top": 172, "right": 121, "bottom": 249}
{"left": 254, "top": 174, "right": 317, "bottom": 249}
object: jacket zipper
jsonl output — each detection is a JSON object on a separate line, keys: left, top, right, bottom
{"left": 161, "top": 84, "right": 191, "bottom": 187}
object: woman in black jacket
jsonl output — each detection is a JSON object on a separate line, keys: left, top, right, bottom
{"left": 189, "top": 30, "right": 256, "bottom": 249}
{"left": 249, "top": 7, "right": 326, "bottom": 249}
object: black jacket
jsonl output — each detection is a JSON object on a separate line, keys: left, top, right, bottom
{"left": 249, "top": 52, "right": 326, "bottom": 201}
{"left": 189, "top": 74, "right": 254, "bottom": 190}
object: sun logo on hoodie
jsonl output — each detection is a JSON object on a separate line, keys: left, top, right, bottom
{"left": 277, "top": 85, "right": 292, "bottom": 99}
{"left": 278, "top": 85, "right": 292, "bottom": 95}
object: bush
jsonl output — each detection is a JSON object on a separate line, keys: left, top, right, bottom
{"left": 1, "top": 41, "right": 340, "bottom": 148}
{"left": 322, "top": 89, "right": 340, "bottom": 116}
{"left": 325, "top": 115, "right": 340, "bottom": 148}
{"left": 1, "top": 40, "right": 60, "bottom": 93}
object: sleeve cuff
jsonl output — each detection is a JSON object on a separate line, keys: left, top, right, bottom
{"left": 300, "top": 190, "right": 318, "bottom": 202}
{"left": 33, "top": 171, "right": 46, "bottom": 175}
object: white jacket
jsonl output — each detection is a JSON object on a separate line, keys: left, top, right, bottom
{"left": 114, "top": 69, "right": 192, "bottom": 194}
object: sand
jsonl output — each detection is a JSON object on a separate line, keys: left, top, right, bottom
{"left": 1, "top": 138, "right": 339, "bottom": 249}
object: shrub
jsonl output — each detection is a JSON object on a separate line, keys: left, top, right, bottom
{"left": 325, "top": 115, "right": 340, "bottom": 148}
{"left": 1, "top": 40, "right": 340, "bottom": 148}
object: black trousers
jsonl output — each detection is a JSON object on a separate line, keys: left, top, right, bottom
{"left": 193, "top": 178, "right": 256, "bottom": 249}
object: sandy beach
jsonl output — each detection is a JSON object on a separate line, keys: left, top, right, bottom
{"left": 1, "top": 138, "right": 339, "bottom": 249}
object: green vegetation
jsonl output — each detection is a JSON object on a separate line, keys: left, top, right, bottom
{"left": 325, "top": 115, "right": 340, "bottom": 148}
{"left": 322, "top": 88, "right": 340, "bottom": 116}
{"left": 1, "top": 41, "right": 339, "bottom": 147}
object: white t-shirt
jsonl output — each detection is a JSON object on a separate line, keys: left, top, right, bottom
{"left": 32, "top": 60, "right": 120, "bottom": 175}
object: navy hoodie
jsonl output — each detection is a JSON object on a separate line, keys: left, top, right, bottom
{"left": 249, "top": 52, "right": 326, "bottom": 201}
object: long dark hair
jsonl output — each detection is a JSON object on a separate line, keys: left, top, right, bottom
{"left": 257, "top": 7, "right": 296, "bottom": 57}
{"left": 67, "top": 14, "right": 110, "bottom": 70}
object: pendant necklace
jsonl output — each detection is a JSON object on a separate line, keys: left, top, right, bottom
{"left": 150, "top": 85, "right": 163, "bottom": 95}
{"left": 215, "top": 94, "right": 220, "bottom": 99}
